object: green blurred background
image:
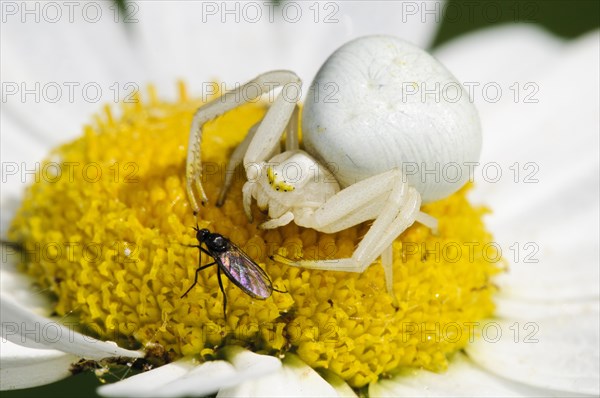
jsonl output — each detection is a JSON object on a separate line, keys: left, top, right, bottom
{"left": 433, "top": 0, "right": 599, "bottom": 47}
{"left": 3, "top": 0, "right": 598, "bottom": 397}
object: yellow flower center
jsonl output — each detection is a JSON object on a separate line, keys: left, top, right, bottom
{"left": 8, "top": 83, "right": 500, "bottom": 388}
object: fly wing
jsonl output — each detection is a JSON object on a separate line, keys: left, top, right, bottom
{"left": 215, "top": 244, "right": 273, "bottom": 299}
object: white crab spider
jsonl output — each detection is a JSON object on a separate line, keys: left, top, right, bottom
{"left": 186, "top": 36, "right": 481, "bottom": 299}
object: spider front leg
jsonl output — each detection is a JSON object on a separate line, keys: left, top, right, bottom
{"left": 242, "top": 94, "right": 299, "bottom": 181}
{"left": 216, "top": 122, "right": 259, "bottom": 207}
{"left": 259, "top": 211, "right": 295, "bottom": 229}
{"left": 217, "top": 104, "right": 300, "bottom": 207}
{"left": 272, "top": 169, "right": 423, "bottom": 300}
{"left": 186, "top": 71, "right": 301, "bottom": 212}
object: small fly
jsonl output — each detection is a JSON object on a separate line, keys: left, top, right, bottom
{"left": 181, "top": 227, "right": 285, "bottom": 319}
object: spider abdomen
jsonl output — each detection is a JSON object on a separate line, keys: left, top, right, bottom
{"left": 303, "top": 35, "right": 482, "bottom": 203}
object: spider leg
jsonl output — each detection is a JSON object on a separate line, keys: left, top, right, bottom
{"left": 285, "top": 105, "right": 300, "bottom": 151}
{"left": 186, "top": 70, "right": 301, "bottom": 212}
{"left": 416, "top": 211, "right": 439, "bottom": 234}
{"left": 259, "top": 211, "right": 295, "bottom": 230}
{"left": 242, "top": 182, "right": 255, "bottom": 222}
{"left": 218, "top": 113, "right": 288, "bottom": 207}
{"left": 380, "top": 243, "right": 400, "bottom": 307}
{"left": 367, "top": 187, "right": 421, "bottom": 302}
{"left": 368, "top": 187, "right": 421, "bottom": 262}
{"left": 272, "top": 173, "right": 408, "bottom": 271}
{"left": 297, "top": 169, "right": 401, "bottom": 232}
{"left": 242, "top": 77, "right": 301, "bottom": 178}
{"left": 381, "top": 244, "right": 395, "bottom": 301}
{"left": 273, "top": 170, "right": 422, "bottom": 300}
{"left": 216, "top": 122, "right": 259, "bottom": 207}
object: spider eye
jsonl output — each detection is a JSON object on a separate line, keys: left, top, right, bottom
{"left": 267, "top": 166, "right": 295, "bottom": 193}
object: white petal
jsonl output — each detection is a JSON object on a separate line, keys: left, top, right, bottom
{"left": 369, "top": 352, "right": 560, "bottom": 397}
{"left": 438, "top": 27, "right": 600, "bottom": 302}
{"left": 466, "top": 312, "right": 600, "bottom": 396}
{"left": 130, "top": 1, "right": 442, "bottom": 98}
{"left": 98, "top": 360, "right": 235, "bottom": 398}
{"left": 0, "top": 193, "right": 22, "bottom": 239}
{"left": 1, "top": 112, "right": 53, "bottom": 260}
{"left": 97, "top": 360, "right": 196, "bottom": 398}
{"left": 1, "top": 2, "right": 148, "bottom": 145}
{"left": 0, "top": 339, "right": 78, "bottom": 390}
{"left": 150, "top": 348, "right": 281, "bottom": 398}
{"left": 152, "top": 360, "right": 238, "bottom": 398}
{"left": 320, "top": 370, "right": 358, "bottom": 398}
{"left": 0, "top": 245, "right": 53, "bottom": 315}
{"left": 0, "top": 112, "right": 47, "bottom": 237}
{"left": 434, "top": 25, "right": 565, "bottom": 123}
{"left": 97, "top": 347, "right": 282, "bottom": 398}
{"left": 217, "top": 353, "right": 338, "bottom": 397}
{"left": 495, "top": 295, "right": 600, "bottom": 321}
{"left": 484, "top": 31, "right": 599, "bottom": 303}
{"left": 0, "top": 297, "right": 142, "bottom": 360}
{"left": 222, "top": 345, "right": 282, "bottom": 378}
{"left": 490, "top": 158, "right": 599, "bottom": 302}
{"left": 0, "top": 111, "right": 48, "bottom": 187}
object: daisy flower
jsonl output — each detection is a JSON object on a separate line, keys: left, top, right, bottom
{"left": 1, "top": 2, "right": 598, "bottom": 397}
